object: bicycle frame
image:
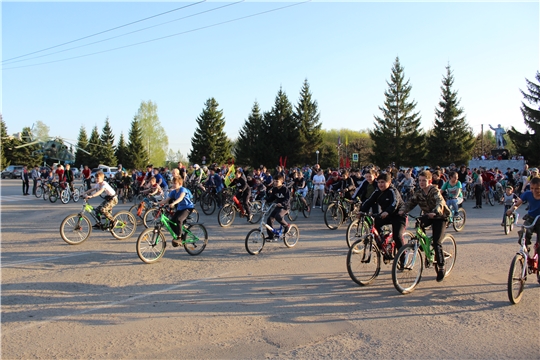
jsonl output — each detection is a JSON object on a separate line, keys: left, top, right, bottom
{"left": 516, "top": 215, "right": 540, "bottom": 277}
{"left": 406, "top": 217, "right": 435, "bottom": 268}
{"left": 259, "top": 203, "right": 283, "bottom": 237}
{"left": 156, "top": 209, "right": 199, "bottom": 244}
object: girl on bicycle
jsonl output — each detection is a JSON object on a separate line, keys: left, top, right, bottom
{"left": 159, "top": 176, "right": 194, "bottom": 247}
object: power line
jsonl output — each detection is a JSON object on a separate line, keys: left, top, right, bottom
{"left": 2, "top": 1, "right": 244, "bottom": 66}
{"left": 2, "top": 0, "right": 206, "bottom": 63}
{"left": 3, "top": 1, "right": 310, "bottom": 71}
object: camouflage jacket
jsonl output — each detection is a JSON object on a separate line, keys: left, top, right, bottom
{"left": 400, "top": 185, "right": 450, "bottom": 217}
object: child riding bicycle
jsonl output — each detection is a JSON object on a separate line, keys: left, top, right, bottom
{"left": 506, "top": 177, "right": 540, "bottom": 249}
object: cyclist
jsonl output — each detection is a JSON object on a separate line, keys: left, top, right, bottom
{"left": 121, "top": 171, "right": 133, "bottom": 202}
{"left": 265, "top": 174, "right": 291, "bottom": 239}
{"left": 153, "top": 167, "right": 168, "bottom": 197}
{"left": 141, "top": 176, "right": 164, "bottom": 201}
{"left": 353, "top": 168, "right": 379, "bottom": 213}
{"left": 292, "top": 171, "right": 310, "bottom": 211}
{"left": 501, "top": 185, "right": 519, "bottom": 226}
{"left": 252, "top": 177, "right": 267, "bottom": 201}
{"left": 229, "top": 168, "right": 252, "bottom": 222}
{"left": 114, "top": 167, "right": 123, "bottom": 195}
{"left": 159, "top": 176, "right": 194, "bottom": 247}
{"left": 399, "top": 170, "right": 451, "bottom": 282}
{"left": 507, "top": 177, "right": 540, "bottom": 249}
{"left": 440, "top": 171, "right": 462, "bottom": 218}
{"left": 205, "top": 166, "right": 225, "bottom": 207}
{"left": 81, "top": 171, "right": 118, "bottom": 229}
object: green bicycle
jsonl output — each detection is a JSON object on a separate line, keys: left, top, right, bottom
{"left": 60, "top": 199, "right": 137, "bottom": 245}
{"left": 391, "top": 214, "right": 457, "bottom": 294}
{"left": 136, "top": 205, "right": 208, "bottom": 264}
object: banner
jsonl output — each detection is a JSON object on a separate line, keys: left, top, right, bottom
{"left": 224, "top": 164, "right": 235, "bottom": 187}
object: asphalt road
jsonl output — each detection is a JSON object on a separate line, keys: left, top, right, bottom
{"left": 1, "top": 179, "right": 539, "bottom": 359}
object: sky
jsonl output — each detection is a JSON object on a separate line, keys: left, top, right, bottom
{"left": 2, "top": 1, "right": 539, "bottom": 162}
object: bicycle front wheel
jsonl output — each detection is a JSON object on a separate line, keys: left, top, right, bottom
{"left": 143, "top": 208, "right": 160, "bottom": 229}
{"left": 488, "top": 190, "right": 495, "bottom": 206}
{"left": 49, "top": 188, "right": 58, "bottom": 203}
{"left": 288, "top": 200, "right": 299, "bottom": 221}
{"left": 452, "top": 208, "right": 466, "bottom": 232}
{"left": 60, "top": 189, "right": 70, "bottom": 204}
{"left": 218, "top": 204, "right": 235, "bottom": 227}
{"left": 347, "top": 237, "right": 381, "bottom": 286}
{"left": 324, "top": 203, "right": 344, "bottom": 230}
{"left": 441, "top": 234, "right": 457, "bottom": 276}
{"left": 392, "top": 243, "right": 423, "bottom": 294}
{"left": 137, "top": 229, "right": 166, "bottom": 264}
{"left": 35, "top": 186, "right": 43, "bottom": 198}
{"left": 507, "top": 254, "right": 526, "bottom": 304}
{"left": 60, "top": 214, "right": 92, "bottom": 245}
{"left": 201, "top": 193, "right": 216, "bottom": 215}
{"left": 72, "top": 189, "right": 80, "bottom": 202}
{"left": 346, "top": 219, "right": 370, "bottom": 248}
{"left": 245, "top": 229, "right": 265, "bottom": 255}
{"left": 129, "top": 203, "right": 146, "bottom": 227}
{"left": 504, "top": 214, "right": 513, "bottom": 235}
{"left": 249, "top": 201, "right": 263, "bottom": 224}
{"left": 184, "top": 223, "right": 208, "bottom": 255}
{"left": 302, "top": 197, "right": 311, "bottom": 218}
{"left": 43, "top": 188, "right": 50, "bottom": 201}
{"left": 283, "top": 224, "right": 299, "bottom": 248}
{"left": 110, "top": 211, "right": 137, "bottom": 240}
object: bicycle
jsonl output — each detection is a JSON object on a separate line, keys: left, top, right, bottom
{"left": 217, "top": 189, "right": 262, "bottom": 227}
{"left": 60, "top": 184, "right": 80, "bottom": 204}
{"left": 507, "top": 215, "right": 540, "bottom": 304}
{"left": 245, "top": 203, "right": 300, "bottom": 255}
{"left": 200, "top": 186, "right": 222, "bottom": 215}
{"left": 321, "top": 190, "right": 337, "bottom": 212}
{"left": 324, "top": 193, "right": 360, "bottom": 230}
{"left": 347, "top": 212, "right": 413, "bottom": 286}
{"left": 59, "top": 199, "right": 137, "bottom": 245}
{"left": 503, "top": 210, "right": 517, "bottom": 235}
{"left": 35, "top": 179, "right": 48, "bottom": 199}
{"left": 45, "top": 181, "right": 62, "bottom": 203}
{"left": 143, "top": 203, "right": 199, "bottom": 229}
{"left": 288, "top": 190, "right": 311, "bottom": 221}
{"left": 391, "top": 214, "right": 457, "bottom": 294}
{"left": 446, "top": 203, "right": 467, "bottom": 232}
{"left": 136, "top": 205, "right": 208, "bottom": 264}
{"left": 484, "top": 184, "right": 497, "bottom": 206}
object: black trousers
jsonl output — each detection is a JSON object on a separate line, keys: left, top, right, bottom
{"left": 374, "top": 213, "right": 407, "bottom": 249}
{"left": 267, "top": 207, "right": 289, "bottom": 238}
{"left": 474, "top": 184, "right": 483, "bottom": 207}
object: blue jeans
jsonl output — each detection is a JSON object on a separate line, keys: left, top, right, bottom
{"left": 447, "top": 198, "right": 459, "bottom": 216}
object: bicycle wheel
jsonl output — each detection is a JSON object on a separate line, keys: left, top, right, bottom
{"left": 72, "top": 189, "right": 80, "bottom": 202}
{"left": 60, "top": 189, "right": 70, "bottom": 204}
{"left": 184, "top": 223, "right": 208, "bottom": 255}
{"left": 324, "top": 203, "right": 344, "bottom": 230}
{"left": 110, "top": 211, "right": 137, "bottom": 240}
{"left": 218, "top": 204, "right": 235, "bottom": 227}
{"left": 245, "top": 229, "right": 265, "bottom": 255}
{"left": 129, "top": 203, "right": 146, "bottom": 227}
{"left": 452, "top": 208, "right": 466, "bottom": 232}
{"left": 288, "top": 199, "right": 299, "bottom": 221}
{"left": 201, "top": 193, "right": 216, "bottom": 215}
{"left": 49, "top": 188, "right": 58, "bottom": 203}
{"left": 392, "top": 243, "right": 423, "bottom": 294}
{"left": 143, "top": 208, "right": 160, "bottom": 229}
{"left": 488, "top": 190, "right": 494, "bottom": 206}
{"left": 187, "top": 208, "right": 199, "bottom": 224}
{"left": 302, "top": 196, "right": 311, "bottom": 218}
{"left": 43, "top": 188, "right": 50, "bottom": 201}
{"left": 283, "top": 224, "right": 300, "bottom": 248}
{"left": 441, "top": 234, "right": 457, "bottom": 276}
{"left": 346, "top": 219, "right": 370, "bottom": 248}
{"left": 347, "top": 236, "right": 381, "bottom": 286}
{"left": 60, "top": 213, "right": 92, "bottom": 245}
{"left": 507, "top": 254, "right": 526, "bottom": 304}
{"left": 249, "top": 201, "right": 263, "bottom": 224}
{"left": 136, "top": 228, "right": 166, "bottom": 264}
{"left": 35, "top": 185, "right": 43, "bottom": 198}
{"left": 504, "top": 214, "right": 514, "bottom": 235}
{"left": 321, "top": 194, "right": 331, "bottom": 212}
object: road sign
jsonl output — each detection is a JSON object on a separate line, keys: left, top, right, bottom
{"left": 352, "top": 153, "right": 359, "bottom": 162}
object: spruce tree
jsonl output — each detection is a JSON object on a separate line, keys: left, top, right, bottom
{"left": 235, "top": 101, "right": 264, "bottom": 167}
{"left": 508, "top": 71, "right": 540, "bottom": 165}
{"left": 74, "top": 126, "right": 89, "bottom": 167}
{"left": 1, "top": 115, "right": 10, "bottom": 168}
{"left": 126, "top": 117, "right": 148, "bottom": 170}
{"left": 294, "top": 79, "right": 323, "bottom": 166}
{"left": 370, "top": 57, "right": 425, "bottom": 168}
{"left": 87, "top": 125, "right": 101, "bottom": 168}
{"left": 115, "top": 132, "right": 129, "bottom": 169}
{"left": 426, "top": 65, "right": 475, "bottom": 166}
{"left": 99, "top": 117, "right": 117, "bottom": 166}
{"left": 189, "top": 98, "right": 233, "bottom": 166}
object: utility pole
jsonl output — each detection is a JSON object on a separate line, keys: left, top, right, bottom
{"left": 481, "top": 124, "right": 484, "bottom": 156}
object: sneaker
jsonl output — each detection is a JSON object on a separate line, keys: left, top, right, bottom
{"left": 436, "top": 266, "right": 445, "bottom": 282}
{"left": 172, "top": 239, "right": 181, "bottom": 247}
{"left": 264, "top": 235, "right": 275, "bottom": 240}
{"left": 92, "top": 224, "right": 101, "bottom": 229}
{"left": 247, "top": 214, "right": 253, "bottom": 222}
{"left": 283, "top": 225, "right": 290, "bottom": 235}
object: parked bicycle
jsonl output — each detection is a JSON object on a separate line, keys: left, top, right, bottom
{"left": 507, "top": 215, "right": 540, "bottom": 304}
{"left": 59, "top": 199, "right": 137, "bottom": 245}
{"left": 346, "top": 213, "right": 412, "bottom": 286}
{"left": 136, "top": 205, "right": 208, "bottom": 264}
{"left": 391, "top": 214, "right": 457, "bottom": 294}
{"left": 245, "top": 203, "right": 300, "bottom": 255}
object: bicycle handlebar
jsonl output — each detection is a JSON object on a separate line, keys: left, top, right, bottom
{"left": 522, "top": 215, "right": 540, "bottom": 230}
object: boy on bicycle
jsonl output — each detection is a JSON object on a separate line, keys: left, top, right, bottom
{"left": 399, "top": 170, "right": 451, "bottom": 282}
{"left": 507, "top": 177, "right": 540, "bottom": 249}
{"left": 265, "top": 174, "right": 291, "bottom": 239}
{"left": 158, "top": 176, "right": 194, "bottom": 247}
{"left": 81, "top": 171, "right": 118, "bottom": 229}
{"left": 501, "top": 186, "right": 519, "bottom": 226}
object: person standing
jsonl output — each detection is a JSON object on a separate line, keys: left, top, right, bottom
{"left": 31, "top": 165, "right": 40, "bottom": 195}
{"left": 473, "top": 169, "right": 483, "bottom": 209}
{"left": 312, "top": 169, "right": 325, "bottom": 209}
{"left": 22, "top": 165, "right": 30, "bottom": 195}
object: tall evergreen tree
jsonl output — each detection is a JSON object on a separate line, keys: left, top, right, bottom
{"left": 294, "top": 79, "right": 323, "bottom": 166}
{"left": 87, "top": 125, "right": 101, "bottom": 168}
{"left": 189, "top": 98, "right": 233, "bottom": 165}
{"left": 235, "top": 101, "right": 264, "bottom": 167}
{"left": 259, "top": 88, "right": 299, "bottom": 167}
{"left": 115, "top": 132, "right": 129, "bottom": 168}
{"left": 126, "top": 117, "right": 148, "bottom": 170}
{"left": 508, "top": 71, "right": 540, "bottom": 165}
{"left": 370, "top": 57, "right": 425, "bottom": 167}
{"left": 99, "top": 117, "right": 117, "bottom": 165}
{"left": 426, "top": 65, "right": 475, "bottom": 166}
{"left": 74, "top": 125, "right": 89, "bottom": 167}
{"left": 135, "top": 100, "right": 168, "bottom": 166}
{"left": 1, "top": 115, "right": 10, "bottom": 168}
{"left": 7, "top": 127, "right": 42, "bottom": 167}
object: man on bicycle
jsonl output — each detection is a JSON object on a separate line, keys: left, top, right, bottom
{"left": 81, "top": 171, "right": 118, "bottom": 229}
{"left": 229, "top": 168, "right": 252, "bottom": 222}
{"left": 399, "top": 170, "right": 451, "bottom": 282}
{"left": 507, "top": 177, "right": 540, "bottom": 249}
{"left": 265, "top": 174, "right": 291, "bottom": 239}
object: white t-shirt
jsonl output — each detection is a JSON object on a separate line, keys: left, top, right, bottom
{"left": 313, "top": 174, "right": 326, "bottom": 191}
{"left": 95, "top": 181, "right": 116, "bottom": 197}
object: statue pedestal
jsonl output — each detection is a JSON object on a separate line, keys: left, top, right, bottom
{"left": 491, "top": 149, "right": 510, "bottom": 160}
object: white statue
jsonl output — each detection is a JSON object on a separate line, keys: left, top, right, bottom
{"left": 489, "top": 124, "right": 506, "bottom": 149}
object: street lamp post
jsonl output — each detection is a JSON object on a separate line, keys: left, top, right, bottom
{"left": 316, "top": 150, "right": 319, "bottom": 164}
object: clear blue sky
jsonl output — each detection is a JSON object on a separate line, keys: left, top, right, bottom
{"left": 2, "top": 1, "right": 539, "bottom": 160}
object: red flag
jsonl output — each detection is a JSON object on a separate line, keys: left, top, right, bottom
{"left": 339, "top": 157, "right": 344, "bottom": 168}
{"left": 283, "top": 156, "right": 287, "bottom": 169}
{"left": 346, "top": 158, "right": 350, "bottom": 168}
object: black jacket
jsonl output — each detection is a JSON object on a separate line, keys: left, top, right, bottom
{"left": 360, "top": 185, "right": 403, "bottom": 215}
